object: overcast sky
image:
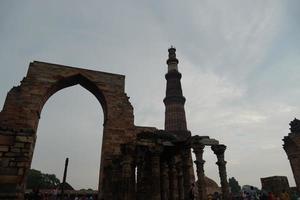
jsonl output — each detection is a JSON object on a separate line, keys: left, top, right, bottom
{"left": 1, "top": 0, "right": 300, "bottom": 190}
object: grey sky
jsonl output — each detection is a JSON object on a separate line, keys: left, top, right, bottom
{"left": 1, "top": 0, "right": 300, "bottom": 190}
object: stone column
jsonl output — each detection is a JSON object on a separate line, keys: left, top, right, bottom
{"left": 177, "top": 161, "right": 185, "bottom": 200}
{"left": 192, "top": 142, "right": 207, "bottom": 200}
{"left": 181, "top": 147, "right": 194, "bottom": 199}
{"left": 121, "top": 145, "right": 135, "bottom": 200}
{"left": 169, "top": 158, "right": 179, "bottom": 200}
{"left": 112, "top": 157, "right": 122, "bottom": 200}
{"left": 161, "top": 160, "right": 169, "bottom": 200}
{"left": 150, "top": 146, "right": 163, "bottom": 200}
{"left": 136, "top": 148, "right": 146, "bottom": 200}
{"left": 212, "top": 145, "right": 230, "bottom": 200}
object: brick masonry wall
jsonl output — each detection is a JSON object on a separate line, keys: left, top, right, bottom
{"left": 0, "top": 61, "right": 142, "bottom": 199}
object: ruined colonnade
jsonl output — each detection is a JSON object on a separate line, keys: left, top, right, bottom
{"left": 111, "top": 132, "right": 230, "bottom": 200}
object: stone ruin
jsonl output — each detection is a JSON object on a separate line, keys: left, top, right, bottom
{"left": 261, "top": 176, "right": 290, "bottom": 196}
{"left": 0, "top": 48, "right": 230, "bottom": 199}
{"left": 283, "top": 118, "right": 300, "bottom": 193}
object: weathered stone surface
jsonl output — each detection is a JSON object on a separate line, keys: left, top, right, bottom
{"left": 283, "top": 121, "right": 300, "bottom": 192}
{"left": 15, "top": 136, "right": 33, "bottom": 143}
{"left": 0, "top": 175, "right": 20, "bottom": 184}
{"left": 13, "top": 143, "right": 25, "bottom": 148}
{"left": 0, "top": 158, "right": 10, "bottom": 167}
{"left": 261, "top": 176, "right": 290, "bottom": 196}
{"left": 10, "top": 148, "right": 21, "bottom": 153}
{"left": 18, "top": 168, "right": 24, "bottom": 176}
{"left": 0, "top": 167, "right": 18, "bottom": 175}
{"left": 0, "top": 135, "right": 14, "bottom": 145}
{"left": 0, "top": 146, "right": 9, "bottom": 152}
{"left": 0, "top": 61, "right": 138, "bottom": 199}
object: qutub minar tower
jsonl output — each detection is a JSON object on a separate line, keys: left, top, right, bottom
{"left": 164, "top": 46, "right": 196, "bottom": 198}
{"left": 164, "top": 46, "right": 188, "bottom": 133}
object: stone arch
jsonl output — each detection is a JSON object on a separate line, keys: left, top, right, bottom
{"left": 0, "top": 61, "right": 136, "bottom": 199}
{"left": 39, "top": 73, "right": 108, "bottom": 123}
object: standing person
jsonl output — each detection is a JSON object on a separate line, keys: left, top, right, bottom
{"left": 213, "top": 192, "right": 221, "bottom": 200}
{"left": 260, "top": 191, "right": 268, "bottom": 200}
{"left": 32, "top": 188, "right": 41, "bottom": 200}
{"left": 268, "top": 192, "right": 276, "bottom": 200}
{"left": 290, "top": 191, "right": 298, "bottom": 200}
{"left": 280, "top": 190, "right": 290, "bottom": 200}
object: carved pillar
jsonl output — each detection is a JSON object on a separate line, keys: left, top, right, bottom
{"left": 137, "top": 147, "right": 146, "bottom": 200}
{"left": 121, "top": 145, "right": 135, "bottom": 200}
{"left": 212, "top": 145, "right": 230, "bottom": 200}
{"left": 151, "top": 146, "right": 163, "bottom": 200}
{"left": 192, "top": 142, "right": 207, "bottom": 200}
{"left": 182, "top": 147, "right": 194, "bottom": 199}
{"left": 112, "top": 157, "right": 122, "bottom": 200}
{"left": 169, "top": 158, "right": 179, "bottom": 200}
{"left": 161, "top": 160, "right": 169, "bottom": 200}
{"left": 177, "top": 161, "right": 185, "bottom": 200}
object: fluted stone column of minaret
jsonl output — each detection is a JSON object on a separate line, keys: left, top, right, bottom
{"left": 283, "top": 118, "right": 300, "bottom": 193}
{"left": 164, "top": 47, "right": 195, "bottom": 198}
{"left": 211, "top": 145, "right": 230, "bottom": 200}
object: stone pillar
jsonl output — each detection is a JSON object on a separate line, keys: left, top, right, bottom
{"left": 144, "top": 156, "right": 153, "bottom": 200}
{"left": 177, "top": 161, "right": 185, "bottom": 200}
{"left": 121, "top": 145, "right": 135, "bottom": 200}
{"left": 150, "top": 146, "right": 163, "bottom": 200}
{"left": 161, "top": 160, "right": 169, "bottom": 200}
{"left": 112, "top": 157, "right": 122, "bottom": 200}
{"left": 212, "top": 145, "right": 230, "bottom": 200}
{"left": 181, "top": 147, "right": 194, "bottom": 199}
{"left": 136, "top": 148, "right": 146, "bottom": 200}
{"left": 169, "top": 158, "right": 179, "bottom": 200}
{"left": 192, "top": 142, "right": 207, "bottom": 200}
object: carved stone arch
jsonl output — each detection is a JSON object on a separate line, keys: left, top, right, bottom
{"left": 0, "top": 61, "right": 137, "bottom": 199}
{"left": 39, "top": 73, "right": 108, "bottom": 124}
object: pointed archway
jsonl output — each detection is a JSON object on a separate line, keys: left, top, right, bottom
{"left": 32, "top": 84, "right": 104, "bottom": 190}
{"left": 0, "top": 61, "right": 136, "bottom": 199}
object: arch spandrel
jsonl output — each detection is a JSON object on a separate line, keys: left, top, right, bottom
{"left": 0, "top": 61, "right": 136, "bottom": 199}
{"left": 1, "top": 61, "right": 132, "bottom": 126}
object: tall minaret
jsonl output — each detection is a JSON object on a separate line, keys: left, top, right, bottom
{"left": 164, "top": 47, "right": 189, "bottom": 139}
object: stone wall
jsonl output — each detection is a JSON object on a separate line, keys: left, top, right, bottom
{"left": 283, "top": 119, "right": 300, "bottom": 193}
{"left": 261, "top": 176, "right": 290, "bottom": 196}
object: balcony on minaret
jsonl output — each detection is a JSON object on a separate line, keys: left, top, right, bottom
{"left": 167, "top": 46, "right": 179, "bottom": 72}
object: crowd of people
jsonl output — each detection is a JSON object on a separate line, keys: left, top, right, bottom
{"left": 24, "top": 186, "right": 299, "bottom": 200}
{"left": 228, "top": 190, "right": 298, "bottom": 200}
{"left": 24, "top": 189, "right": 97, "bottom": 200}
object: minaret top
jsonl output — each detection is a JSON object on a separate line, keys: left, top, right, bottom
{"left": 167, "top": 46, "right": 179, "bottom": 71}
